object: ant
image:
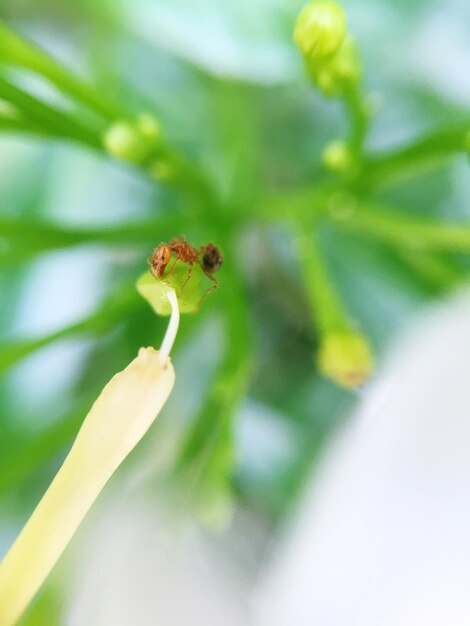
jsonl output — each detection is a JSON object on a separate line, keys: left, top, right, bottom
{"left": 149, "top": 237, "right": 223, "bottom": 302}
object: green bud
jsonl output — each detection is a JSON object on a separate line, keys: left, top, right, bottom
{"left": 103, "top": 121, "right": 149, "bottom": 163}
{"left": 317, "top": 331, "right": 374, "bottom": 388}
{"left": 103, "top": 114, "right": 161, "bottom": 164}
{"left": 294, "top": 1, "right": 346, "bottom": 61}
{"left": 322, "top": 140, "right": 354, "bottom": 173}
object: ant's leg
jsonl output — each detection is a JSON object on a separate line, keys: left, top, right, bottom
{"left": 199, "top": 267, "right": 219, "bottom": 304}
{"left": 179, "top": 262, "right": 193, "bottom": 295}
{"left": 201, "top": 266, "right": 219, "bottom": 288}
{"left": 167, "top": 255, "right": 180, "bottom": 276}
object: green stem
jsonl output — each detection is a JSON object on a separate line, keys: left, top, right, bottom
{"left": 253, "top": 185, "right": 333, "bottom": 222}
{"left": 0, "top": 23, "right": 216, "bottom": 207}
{"left": 358, "top": 122, "right": 470, "bottom": 189}
{"left": 344, "top": 87, "right": 368, "bottom": 158}
{"left": 294, "top": 223, "right": 354, "bottom": 336}
{"left": 0, "top": 21, "right": 126, "bottom": 121}
{"left": 334, "top": 202, "right": 470, "bottom": 253}
{"left": 0, "top": 77, "right": 101, "bottom": 148}
{"left": 0, "top": 214, "right": 184, "bottom": 249}
{"left": 397, "top": 249, "right": 465, "bottom": 292}
{"left": 0, "top": 109, "right": 41, "bottom": 131}
{"left": 0, "top": 289, "right": 139, "bottom": 374}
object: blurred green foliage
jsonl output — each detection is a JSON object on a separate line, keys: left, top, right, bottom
{"left": 1, "top": 3, "right": 470, "bottom": 619}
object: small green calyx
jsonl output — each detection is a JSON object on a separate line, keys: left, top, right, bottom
{"left": 136, "top": 263, "right": 206, "bottom": 316}
{"left": 294, "top": 1, "right": 346, "bottom": 61}
{"left": 317, "top": 331, "right": 374, "bottom": 388}
{"left": 307, "top": 36, "right": 361, "bottom": 97}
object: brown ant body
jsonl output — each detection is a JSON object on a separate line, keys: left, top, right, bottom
{"left": 149, "top": 237, "right": 223, "bottom": 301}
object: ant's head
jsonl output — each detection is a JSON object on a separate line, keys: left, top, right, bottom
{"left": 202, "top": 243, "right": 223, "bottom": 272}
{"left": 150, "top": 243, "right": 172, "bottom": 277}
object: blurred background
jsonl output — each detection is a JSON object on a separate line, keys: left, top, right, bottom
{"left": 1, "top": 0, "right": 470, "bottom": 623}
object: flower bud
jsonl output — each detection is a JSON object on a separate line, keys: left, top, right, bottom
{"left": 103, "top": 114, "right": 161, "bottom": 164}
{"left": 103, "top": 121, "right": 149, "bottom": 163}
{"left": 317, "top": 331, "right": 373, "bottom": 388}
{"left": 294, "top": 1, "right": 346, "bottom": 61}
{"left": 322, "top": 139, "right": 354, "bottom": 173}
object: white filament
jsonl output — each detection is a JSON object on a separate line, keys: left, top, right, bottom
{"left": 158, "top": 288, "right": 180, "bottom": 365}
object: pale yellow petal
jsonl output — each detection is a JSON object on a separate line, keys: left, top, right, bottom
{"left": 0, "top": 348, "right": 175, "bottom": 625}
